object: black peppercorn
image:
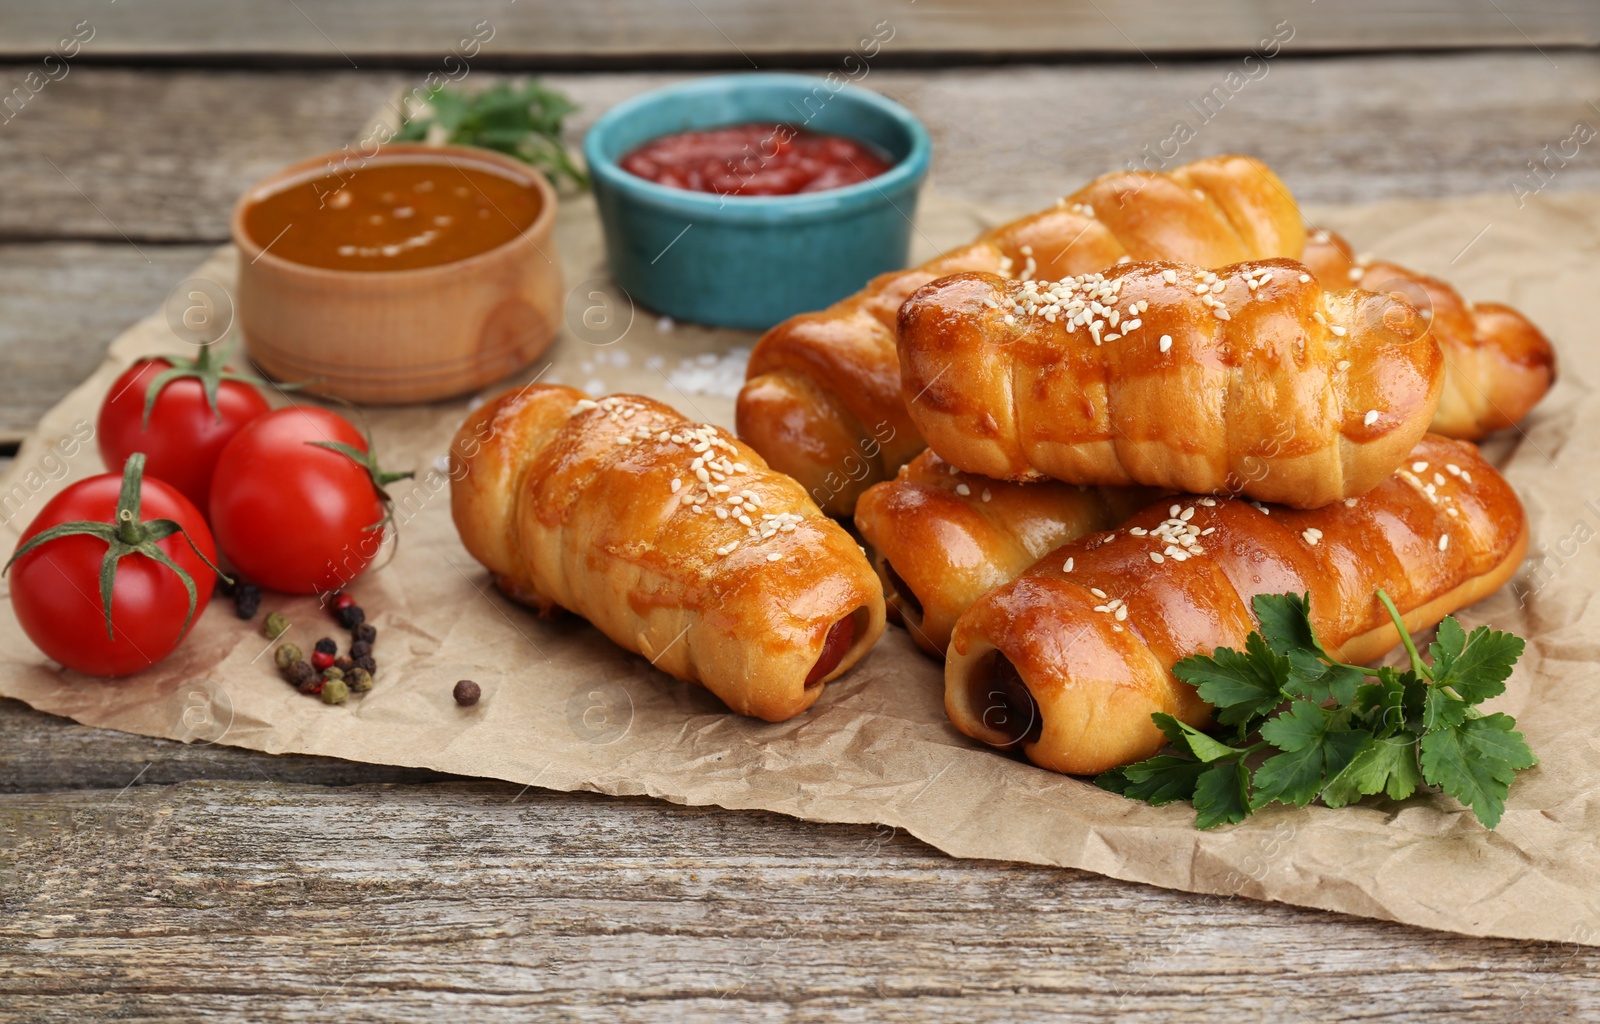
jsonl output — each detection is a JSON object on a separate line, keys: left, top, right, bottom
{"left": 314, "top": 637, "right": 338, "bottom": 656}
{"left": 284, "top": 660, "right": 316, "bottom": 688}
{"left": 453, "top": 679, "right": 481, "bottom": 706}
{"left": 333, "top": 657, "right": 354, "bottom": 673}
{"left": 353, "top": 623, "right": 377, "bottom": 645}
{"left": 337, "top": 605, "right": 366, "bottom": 630}
{"left": 354, "top": 654, "right": 377, "bottom": 675}
{"left": 350, "top": 640, "right": 372, "bottom": 660}
{"left": 233, "top": 583, "right": 261, "bottom": 620}
{"left": 346, "top": 667, "right": 373, "bottom": 693}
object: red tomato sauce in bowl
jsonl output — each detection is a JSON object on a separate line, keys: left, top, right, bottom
{"left": 619, "top": 122, "right": 894, "bottom": 196}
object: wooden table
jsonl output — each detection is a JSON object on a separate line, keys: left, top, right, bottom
{"left": 4, "top": 6, "right": 1600, "bottom": 1019}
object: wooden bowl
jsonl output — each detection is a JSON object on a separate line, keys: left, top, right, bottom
{"left": 231, "top": 144, "right": 562, "bottom": 405}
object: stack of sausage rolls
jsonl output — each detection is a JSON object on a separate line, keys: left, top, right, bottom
{"left": 452, "top": 154, "right": 1551, "bottom": 777}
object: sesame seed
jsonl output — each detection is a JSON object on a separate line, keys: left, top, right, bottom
{"left": 1159, "top": 334, "right": 1172, "bottom": 353}
{"left": 1162, "top": 269, "right": 1178, "bottom": 284}
{"left": 1303, "top": 528, "right": 1323, "bottom": 546}
{"left": 1330, "top": 325, "right": 1347, "bottom": 337}
{"left": 1364, "top": 410, "right": 1380, "bottom": 427}
{"left": 1150, "top": 551, "right": 1164, "bottom": 564}
{"left": 1412, "top": 462, "right": 1428, "bottom": 473}
{"left": 670, "top": 478, "right": 682, "bottom": 492}
{"left": 1313, "top": 311, "right": 1327, "bottom": 325}
{"left": 1445, "top": 463, "right": 1461, "bottom": 476}
{"left": 1115, "top": 605, "right": 1128, "bottom": 621}
{"left": 1090, "top": 587, "right": 1107, "bottom": 599}
{"left": 1434, "top": 472, "right": 1447, "bottom": 486}
{"left": 1299, "top": 273, "right": 1311, "bottom": 283}
{"left": 1439, "top": 535, "right": 1450, "bottom": 551}
{"left": 573, "top": 399, "right": 598, "bottom": 412}
{"left": 767, "top": 552, "right": 782, "bottom": 562}
{"left": 1179, "top": 507, "right": 1195, "bottom": 521}
{"left": 981, "top": 488, "right": 992, "bottom": 502}
{"left": 1348, "top": 267, "right": 1364, "bottom": 281}
{"left": 1336, "top": 360, "right": 1351, "bottom": 371}
{"left": 1064, "top": 557, "right": 1074, "bottom": 572}
{"left": 1344, "top": 497, "right": 1359, "bottom": 507}
{"left": 1169, "top": 505, "right": 1181, "bottom": 517}
{"left": 1447, "top": 507, "right": 1459, "bottom": 517}
{"left": 1093, "top": 604, "right": 1110, "bottom": 614}
{"left": 955, "top": 483, "right": 971, "bottom": 496}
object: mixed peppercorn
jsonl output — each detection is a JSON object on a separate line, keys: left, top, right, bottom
{"left": 227, "top": 581, "right": 381, "bottom": 705}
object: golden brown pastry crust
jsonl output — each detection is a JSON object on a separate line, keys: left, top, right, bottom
{"left": 736, "top": 155, "right": 1306, "bottom": 516}
{"left": 897, "top": 259, "right": 1443, "bottom": 508}
{"left": 450, "top": 384, "right": 886, "bottom": 722}
{"left": 944, "top": 435, "right": 1527, "bottom": 775}
{"left": 854, "top": 449, "right": 1152, "bottom": 656}
{"left": 1302, "top": 228, "right": 1557, "bottom": 440}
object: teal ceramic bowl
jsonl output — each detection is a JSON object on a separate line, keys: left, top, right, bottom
{"left": 584, "top": 73, "right": 931, "bottom": 331}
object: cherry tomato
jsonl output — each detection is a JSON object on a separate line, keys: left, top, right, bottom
{"left": 98, "top": 353, "right": 272, "bottom": 510}
{"left": 209, "top": 407, "right": 400, "bottom": 595}
{"left": 7, "top": 454, "right": 219, "bottom": 677}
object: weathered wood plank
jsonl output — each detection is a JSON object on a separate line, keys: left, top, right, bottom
{"left": 0, "top": 698, "right": 455, "bottom": 792}
{"left": 2, "top": 780, "right": 1597, "bottom": 1022}
{"left": 0, "top": 0, "right": 1593, "bottom": 64}
{"left": 4, "top": 57, "right": 1598, "bottom": 245}
{"left": 0, "top": 243, "right": 215, "bottom": 445}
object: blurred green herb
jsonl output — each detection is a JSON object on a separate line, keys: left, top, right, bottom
{"left": 1097, "top": 591, "right": 1536, "bottom": 830}
{"left": 398, "top": 80, "right": 588, "bottom": 190}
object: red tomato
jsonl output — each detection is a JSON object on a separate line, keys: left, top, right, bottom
{"left": 98, "top": 356, "right": 272, "bottom": 510}
{"left": 209, "top": 407, "right": 396, "bottom": 595}
{"left": 8, "top": 456, "right": 218, "bottom": 677}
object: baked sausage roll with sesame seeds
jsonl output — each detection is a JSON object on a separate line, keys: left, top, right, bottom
{"left": 944, "top": 434, "right": 1527, "bottom": 775}
{"left": 898, "top": 258, "right": 1444, "bottom": 509}
{"left": 1301, "top": 227, "right": 1557, "bottom": 441}
{"left": 736, "top": 154, "right": 1306, "bottom": 518}
{"left": 853, "top": 449, "right": 1154, "bottom": 657}
{"left": 450, "top": 385, "right": 886, "bottom": 722}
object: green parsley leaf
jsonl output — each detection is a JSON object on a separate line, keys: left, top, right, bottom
{"left": 1254, "top": 701, "right": 1371, "bottom": 808}
{"left": 1152, "top": 713, "right": 1248, "bottom": 763}
{"left": 1254, "top": 592, "right": 1319, "bottom": 655}
{"left": 1435, "top": 625, "right": 1525, "bottom": 704}
{"left": 1097, "top": 755, "right": 1210, "bottom": 805}
{"left": 1193, "top": 760, "right": 1252, "bottom": 830}
{"left": 1422, "top": 684, "right": 1469, "bottom": 731}
{"left": 1173, "top": 633, "right": 1286, "bottom": 729}
{"left": 1321, "top": 734, "right": 1422, "bottom": 806}
{"left": 1419, "top": 713, "right": 1537, "bottom": 829}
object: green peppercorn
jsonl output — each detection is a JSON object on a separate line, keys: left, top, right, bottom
{"left": 262, "top": 611, "right": 290, "bottom": 640}
{"left": 275, "top": 643, "right": 303, "bottom": 672}
{"left": 346, "top": 667, "right": 373, "bottom": 693}
{"left": 322, "top": 666, "right": 345, "bottom": 684}
{"left": 321, "top": 677, "right": 350, "bottom": 704}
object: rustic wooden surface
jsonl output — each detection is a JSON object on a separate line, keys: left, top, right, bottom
{"left": 3, "top": 0, "right": 1593, "bottom": 65}
{"left": 4, "top": 18, "right": 1600, "bottom": 1020}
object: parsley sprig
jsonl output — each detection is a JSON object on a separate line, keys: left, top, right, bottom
{"left": 1097, "top": 591, "right": 1535, "bottom": 830}
{"left": 398, "top": 80, "right": 588, "bottom": 191}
